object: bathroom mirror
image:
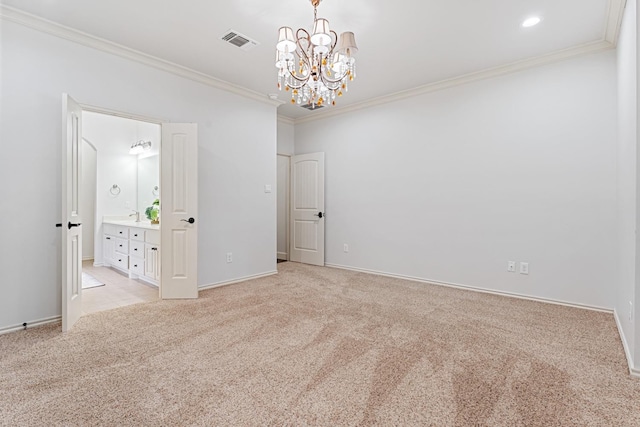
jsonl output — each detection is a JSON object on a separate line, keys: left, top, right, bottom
{"left": 137, "top": 154, "right": 159, "bottom": 214}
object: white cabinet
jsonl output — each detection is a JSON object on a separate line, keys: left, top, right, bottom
{"left": 103, "top": 222, "right": 160, "bottom": 287}
{"left": 144, "top": 244, "right": 160, "bottom": 281}
{"left": 103, "top": 235, "right": 116, "bottom": 265}
{"left": 144, "top": 230, "right": 161, "bottom": 282}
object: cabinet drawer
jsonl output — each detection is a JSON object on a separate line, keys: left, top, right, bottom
{"left": 103, "top": 223, "right": 117, "bottom": 236}
{"left": 130, "top": 240, "right": 144, "bottom": 256}
{"left": 113, "top": 255, "right": 128, "bottom": 270}
{"left": 130, "top": 257, "right": 145, "bottom": 275}
{"left": 115, "top": 238, "right": 129, "bottom": 255}
{"left": 146, "top": 230, "right": 160, "bottom": 245}
{"left": 114, "top": 226, "right": 129, "bottom": 238}
{"left": 130, "top": 229, "right": 145, "bottom": 242}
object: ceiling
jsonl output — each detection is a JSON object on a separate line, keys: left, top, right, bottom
{"left": 0, "top": 0, "right": 625, "bottom": 120}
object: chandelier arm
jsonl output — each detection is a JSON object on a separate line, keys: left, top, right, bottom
{"left": 285, "top": 68, "right": 311, "bottom": 86}
{"left": 319, "top": 65, "right": 347, "bottom": 85}
{"left": 328, "top": 30, "right": 338, "bottom": 56}
{"left": 318, "top": 73, "right": 343, "bottom": 90}
{"left": 295, "top": 28, "right": 312, "bottom": 66}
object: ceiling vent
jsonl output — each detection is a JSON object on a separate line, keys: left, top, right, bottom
{"left": 220, "top": 30, "right": 259, "bottom": 51}
{"left": 300, "top": 103, "right": 325, "bottom": 111}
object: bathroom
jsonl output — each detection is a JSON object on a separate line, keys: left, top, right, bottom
{"left": 80, "top": 111, "right": 161, "bottom": 315}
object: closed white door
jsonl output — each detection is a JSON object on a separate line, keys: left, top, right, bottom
{"left": 160, "top": 123, "right": 198, "bottom": 299}
{"left": 289, "top": 152, "right": 325, "bottom": 266}
{"left": 61, "top": 94, "right": 83, "bottom": 332}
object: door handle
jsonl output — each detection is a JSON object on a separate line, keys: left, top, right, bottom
{"left": 181, "top": 217, "right": 195, "bottom": 224}
{"left": 68, "top": 222, "right": 81, "bottom": 230}
{"left": 314, "top": 212, "right": 324, "bottom": 219}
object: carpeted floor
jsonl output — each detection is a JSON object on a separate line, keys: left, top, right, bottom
{"left": 1, "top": 262, "right": 639, "bottom": 426}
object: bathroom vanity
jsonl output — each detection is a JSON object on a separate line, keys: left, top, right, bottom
{"left": 103, "top": 220, "right": 160, "bottom": 287}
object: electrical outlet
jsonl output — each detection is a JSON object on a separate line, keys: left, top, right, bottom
{"left": 507, "top": 261, "right": 516, "bottom": 272}
{"left": 226, "top": 252, "right": 233, "bottom": 263}
{"left": 630, "top": 301, "right": 634, "bottom": 322}
{"left": 519, "top": 262, "right": 529, "bottom": 275}
{"left": 344, "top": 244, "right": 349, "bottom": 253}
{"left": 124, "top": 201, "right": 131, "bottom": 209}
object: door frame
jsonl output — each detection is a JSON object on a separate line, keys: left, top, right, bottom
{"left": 277, "top": 153, "right": 291, "bottom": 262}
{"left": 288, "top": 152, "right": 325, "bottom": 266}
{"left": 68, "top": 102, "right": 168, "bottom": 308}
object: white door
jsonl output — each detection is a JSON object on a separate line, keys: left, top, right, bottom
{"left": 290, "top": 152, "right": 325, "bottom": 266}
{"left": 160, "top": 123, "right": 198, "bottom": 299}
{"left": 61, "top": 94, "right": 83, "bottom": 331}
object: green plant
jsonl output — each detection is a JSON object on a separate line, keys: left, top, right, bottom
{"left": 145, "top": 199, "right": 160, "bottom": 221}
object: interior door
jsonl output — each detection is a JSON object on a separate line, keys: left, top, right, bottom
{"left": 61, "top": 94, "right": 83, "bottom": 331}
{"left": 160, "top": 123, "right": 198, "bottom": 299}
{"left": 289, "top": 152, "right": 325, "bottom": 266}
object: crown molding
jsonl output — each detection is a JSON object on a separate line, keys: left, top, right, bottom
{"left": 605, "top": 0, "right": 627, "bottom": 46}
{"left": 293, "top": 39, "right": 614, "bottom": 125}
{"left": 277, "top": 115, "right": 295, "bottom": 126}
{"left": 2, "top": 4, "right": 624, "bottom": 125}
{"left": 293, "top": 0, "right": 626, "bottom": 125}
{"left": 0, "top": 5, "right": 280, "bottom": 108}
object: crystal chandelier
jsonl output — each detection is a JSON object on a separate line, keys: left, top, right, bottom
{"left": 276, "top": 0, "right": 358, "bottom": 108}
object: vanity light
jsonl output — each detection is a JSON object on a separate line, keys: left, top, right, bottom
{"left": 522, "top": 16, "right": 542, "bottom": 28}
{"left": 129, "top": 140, "right": 152, "bottom": 155}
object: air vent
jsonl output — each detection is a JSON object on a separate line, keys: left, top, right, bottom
{"left": 220, "top": 30, "right": 259, "bottom": 51}
{"left": 300, "top": 103, "right": 325, "bottom": 111}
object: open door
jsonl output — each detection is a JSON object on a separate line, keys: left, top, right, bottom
{"left": 160, "top": 123, "right": 198, "bottom": 299}
{"left": 61, "top": 94, "right": 83, "bottom": 331}
{"left": 290, "top": 152, "right": 325, "bottom": 266}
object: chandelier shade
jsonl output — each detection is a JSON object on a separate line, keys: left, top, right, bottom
{"left": 311, "top": 18, "right": 331, "bottom": 46}
{"left": 275, "top": 0, "right": 358, "bottom": 108}
{"left": 276, "top": 27, "right": 296, "bottom": 53}
{"left": 337, "top": 31, "right": 358, "bottom": 55}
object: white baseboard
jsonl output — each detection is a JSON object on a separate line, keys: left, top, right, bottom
{"left": 0, "top": 315, "right": 61, "bottom": 336}
{"left": 82, "top": 256, "right": 94, "bottom": 261}
{"left": 93, "top": 262, "right": 104, "bottom": 267}
{"left": 198, "top": 270, "right": 278, "bottom": 292}
{"left": 613, "top": 309, "right": 640, "bottom": 378}
{"left": 325, "top": 263, "right": 613, "bottom": 313}
{"left": 277, "top": 252, "right": 288, "bottom": 260}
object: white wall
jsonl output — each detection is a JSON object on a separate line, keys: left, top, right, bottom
{"left": 295, "top": 51, "right": 618, "bottom": 309}
{"left": 616, "top": 0, "right": 638, "bottom": 371}
{"left": 277, "top": 119, "right": 295, "bottom": 155}
{"left": 81, "top": 140, "right": 97, "bottom": 260}
{"left": 0, "top": 19, "right": 277, "bottom": 330}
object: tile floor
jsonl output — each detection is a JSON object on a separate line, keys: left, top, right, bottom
{"left": 82, "top": 260, "right": 158, "bottom": 315}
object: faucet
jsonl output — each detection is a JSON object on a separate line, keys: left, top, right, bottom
{"left": 129, "top": 211, "right": 141, "bottom": 222}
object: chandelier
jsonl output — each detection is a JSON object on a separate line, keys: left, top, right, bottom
{"left": 276, "top": 0, "right": 358, "bottom": 108}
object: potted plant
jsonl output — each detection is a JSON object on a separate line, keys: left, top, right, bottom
{"left": 146, "top": 199, "right": 160, "bottom": 224}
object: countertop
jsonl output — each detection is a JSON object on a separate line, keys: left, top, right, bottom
{"left": 103, "top": 219, "right": 160, "bottom": 231}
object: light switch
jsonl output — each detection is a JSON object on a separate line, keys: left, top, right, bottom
{"left": 264, "top": 185, "right": 272, "bottom": 193}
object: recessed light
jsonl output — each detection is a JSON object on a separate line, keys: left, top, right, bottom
{"left": 522, "top": 17, "right": 542, "bottom": 28}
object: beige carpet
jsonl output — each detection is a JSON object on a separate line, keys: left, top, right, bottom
{"left": 1, "top": 262, "right": 639, "bottom": 426}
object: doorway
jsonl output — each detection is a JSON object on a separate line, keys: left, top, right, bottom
{"left": 63, "top": 94, "right": 200, "bottom": 331}
{"left": 277, "top": 154, "right": 290, "bottom": 262}
{"left": 80, "top": 111, "right": 161, "bottom": 315}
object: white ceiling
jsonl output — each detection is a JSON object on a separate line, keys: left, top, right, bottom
{"left": 0, "top": 0, "right": 624, "bottom": 120}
